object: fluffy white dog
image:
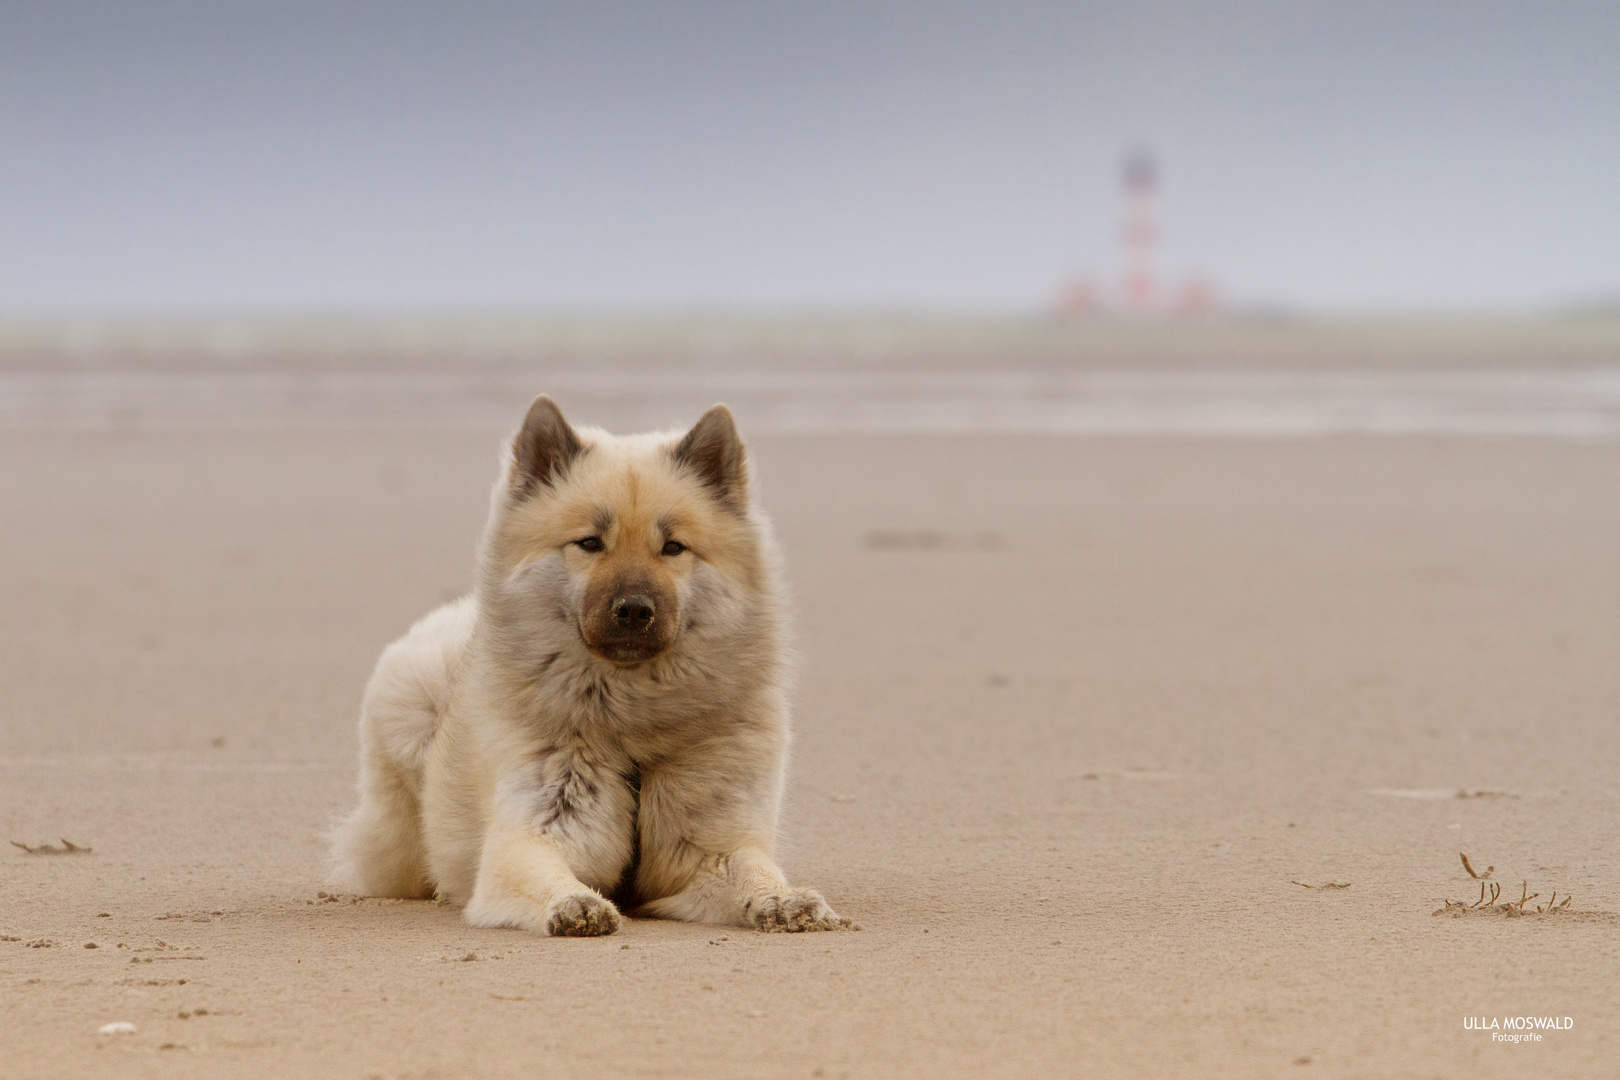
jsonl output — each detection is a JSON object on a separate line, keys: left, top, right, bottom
{"left": 331, "top": 397, "right": 850, "bottom": 936}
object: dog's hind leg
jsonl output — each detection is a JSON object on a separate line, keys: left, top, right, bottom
{"left": 329, "top": 599, "right": 473, "bottom": 898}
{"left": 331, "top": 745, "right": 432, "bottom": 898}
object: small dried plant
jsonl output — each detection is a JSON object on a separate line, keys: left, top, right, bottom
{"left": 1435, "top": 853, "right": 1575, "bottom": 918}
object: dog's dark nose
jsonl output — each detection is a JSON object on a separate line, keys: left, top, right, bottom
{"left": 611, "top": 595, "right": 656, "bottom": 631}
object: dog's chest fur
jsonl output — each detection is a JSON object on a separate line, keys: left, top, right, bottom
{"left": 517, "top": 735, "right": 644, "bottom": 899}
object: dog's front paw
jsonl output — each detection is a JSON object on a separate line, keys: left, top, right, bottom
{"left": 546, "top": 892, "right": 620, "bottom": 937}
{"left": 745, "top": 888, "right": 854, "bottom": 933}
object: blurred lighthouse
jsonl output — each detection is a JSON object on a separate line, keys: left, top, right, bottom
{"left": 1054, "top": 146, "right": 1215, "bottom": 317}
{"left": 1121, "top": 148, "right": 1157, "bottom": 312}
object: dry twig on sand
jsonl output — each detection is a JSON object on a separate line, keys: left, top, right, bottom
{"left": 10, "top": 839, "right": 92, "bottom": 855}
{"left": 1290, "top": 881, "right": 1351, "bottom": 889}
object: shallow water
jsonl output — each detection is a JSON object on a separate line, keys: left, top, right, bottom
{"left": 5, "top": 366, "right": 1620, "bottom": 435}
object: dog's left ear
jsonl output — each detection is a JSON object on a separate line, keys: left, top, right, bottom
{"left": 673, "top": 404, "right": 747, "bottom": 512}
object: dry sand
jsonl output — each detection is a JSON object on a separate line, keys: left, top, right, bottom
{"left": 3, "top": 424, "right": 1620, "bottom": 1078}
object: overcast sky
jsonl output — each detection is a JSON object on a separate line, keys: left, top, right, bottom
{"left": 1, "top": 1, "right": 1616, "bottom": 313}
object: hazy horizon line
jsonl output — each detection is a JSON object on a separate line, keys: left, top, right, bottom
{"left": 3, "top": 299, "right": 1619, "bottom": 328}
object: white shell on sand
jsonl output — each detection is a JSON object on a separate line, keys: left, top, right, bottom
{"left": 97, "top": 1022, "right": 137, "bottom": 1036}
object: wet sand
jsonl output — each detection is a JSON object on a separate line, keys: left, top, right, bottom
{"left": 3, "top": 426, "right": 1619, "bottom": 1079}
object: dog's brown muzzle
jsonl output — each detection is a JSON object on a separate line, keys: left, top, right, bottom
{"left": 582, "top": 578, "right": 676, "bottom": 664}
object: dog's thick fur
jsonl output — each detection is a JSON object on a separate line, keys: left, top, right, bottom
{"left": 330, "top": 398, "right": 849, "bottom": 936}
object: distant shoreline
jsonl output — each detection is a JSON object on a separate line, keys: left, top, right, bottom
{"left": 2, "top": 310, "right": 1618, "bottom": 374}
{"left": 5, "top": 367, "right": 1619, "bottom": 437}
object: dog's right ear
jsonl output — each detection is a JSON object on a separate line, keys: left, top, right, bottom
{"left": 510, "top": 395, "right": 583, "bottom": 496}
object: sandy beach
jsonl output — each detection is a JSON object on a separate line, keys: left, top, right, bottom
{"left": 4, "top": 322, "right": 1620, "bottom": 1078}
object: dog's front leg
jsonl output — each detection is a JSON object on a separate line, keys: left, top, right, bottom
{"left": 642, "top": 846, "right": 853, "bottom": 933}
{"left": 464, "top": 814, "right": 620, "bottom": 937}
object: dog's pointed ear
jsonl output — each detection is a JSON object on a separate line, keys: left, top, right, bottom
{"left": 673, "top": 404, "right": 747, "bottom": 512}
{"left": 510, "top": 395, "right": 583, "bottom": 495}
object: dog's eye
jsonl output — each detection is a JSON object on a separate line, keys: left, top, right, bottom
{"left": 575, "top": 536, "right": 604, "bottom": 553}
{"left": 661, "top": 540, "right": 686, "bottom": 557}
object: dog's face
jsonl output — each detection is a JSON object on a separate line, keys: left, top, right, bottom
{"left": 483, "top": 397, "right": 761, "bottom": 671}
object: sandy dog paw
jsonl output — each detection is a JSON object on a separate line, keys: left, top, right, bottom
{"left": 545, "top": 892, "right": 620, "bottom": 937}
{"left": 745, "top": 889, "right": 853, "bottom": 933}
